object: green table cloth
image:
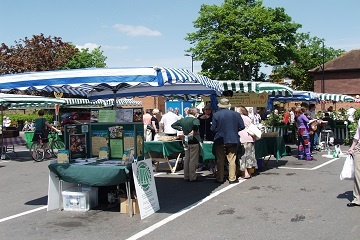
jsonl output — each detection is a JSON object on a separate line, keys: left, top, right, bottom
{"left": 144, "top": 140, "right": 184, "bottom": 157}
{"left": 201, "top": 136, "right": 286, "bottom": 161}
{"left": 48, "top": 162, "right": 130, "bottom": 186}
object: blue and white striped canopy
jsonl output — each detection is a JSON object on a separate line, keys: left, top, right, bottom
{"left": 317, "top": 93, "right": 354, "bottom": 102}
{"left": 270, "top": 91, "right": 318, "bottom": 102}
{"left": 219, "top": 80, "right": 293, "bottom": 96}
{"left": 63, "top": 98, "right": 142, "bottom": 107}
{"left": 0, "top": 67, "right": 222, "bottom": 100}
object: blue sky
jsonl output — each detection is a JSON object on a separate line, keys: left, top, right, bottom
{"left": 1, "top": 0, "right": 359, "bottom": 75}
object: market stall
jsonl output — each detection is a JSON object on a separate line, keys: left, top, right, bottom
{"left": 0, "top": 93, "right": 66, "bottom": 159}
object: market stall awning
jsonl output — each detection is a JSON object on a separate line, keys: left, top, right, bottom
{"left": 219, "top": 81, "right": 293, "bottom": 96}
{"left": 0, "top": 93, "right": 66, "bottom": 108}
{"left": 62, "top": 98, "right": 142, "bottom": 107}
{"left": 0, "top": 67, "right": 223, "bottom": 104}
{"left": 316, "top": 93, "right": 354, "bottom": 102}
{"left": 269, "top": 91, "right": 318, "bottom": 102}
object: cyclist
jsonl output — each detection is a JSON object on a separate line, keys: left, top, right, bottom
{"left": 32, "top": 109, "right": 61, "bottom": 149}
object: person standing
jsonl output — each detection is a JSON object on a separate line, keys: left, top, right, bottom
{"left": 238, "top": 106, "right": 257, "bottom": 179}
{"left": 347, "top": 106, "right": 356, "bottom": 123}
{"left": 171, "top": 108, "right": 202, "bottom": 182}
{"left": 174, "top": 107, "right": 183, "bottom": 120}
{"left": 253, "top": 108, "right": 262, "bottom": 125}
{"left": 160, "top": 108, "right": 179, "bottom": 136}
{"left": 150, "top": 108, "right": 160, "bottom": 141}
{"left": 211, "top": 98, "right": 245, "bottom": 184}
{"left": 297, "top": 107, "right": 313, "bottom": 161}
{"left": 143, "top": 109, "right": 153, "bottom": 141}
{"left": 347, "top": 125, "right": 360, "bottom": 207}
{"left": 198, "top": 104, "right": 214, "bottom": 141}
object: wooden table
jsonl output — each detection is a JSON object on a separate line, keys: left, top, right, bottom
{"left": 143, "top": 140, "right": 184, "bottom": 173}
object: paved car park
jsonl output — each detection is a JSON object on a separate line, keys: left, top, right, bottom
{"left": 0, "top": 144, "right": 359, "bottom": 240}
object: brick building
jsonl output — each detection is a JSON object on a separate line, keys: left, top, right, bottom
{"left": 309, "top": 49, "right": 360, "bottom": 109}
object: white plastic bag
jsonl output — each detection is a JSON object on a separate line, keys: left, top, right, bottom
{"left": 246, "top": 123, "right": 262, "bottom": 140}
{"left": 340, "top": 154, "right": 354, "bottom": 180}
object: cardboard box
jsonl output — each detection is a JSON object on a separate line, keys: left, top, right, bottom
{"left": 119, "top": 197, "right": 140, "bottom": 214}
{"left": 62, "top": 186, "right": 98, "bottom": 212}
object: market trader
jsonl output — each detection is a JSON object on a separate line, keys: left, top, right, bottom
{"left": 211, "top": 98, "right": 245, "bottom": 184}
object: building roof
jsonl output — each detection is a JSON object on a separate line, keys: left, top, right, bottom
{"left": 309, "top": 49, "right": 360, "bottom": 73}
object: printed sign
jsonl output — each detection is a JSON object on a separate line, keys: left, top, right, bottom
{"left": 132, "top": 158, "right": 160, "bottom": 219}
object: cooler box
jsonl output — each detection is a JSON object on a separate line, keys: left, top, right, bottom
{"left": 62, "top": 186, "right": 98, "bottom": 212}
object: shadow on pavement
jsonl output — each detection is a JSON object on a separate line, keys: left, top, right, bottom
{"left": 337, "top": 190, "right": 353, "bottom": 202}
{"left": 25, "top": 196, "right": 48, "bottom": 205}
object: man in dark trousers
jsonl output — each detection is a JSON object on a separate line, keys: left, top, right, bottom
{"left": 211, "top": 98, "right": 245, "bottom": 184}
{"left": 171, "top": 108, "right": 202, "bottom": 182}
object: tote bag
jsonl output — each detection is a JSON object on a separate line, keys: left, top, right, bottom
{"left": 247, "top": 123, "right": 262, "bottom": 140}
{"left": 340, "top": 154, "right": 354, "bottom": 180}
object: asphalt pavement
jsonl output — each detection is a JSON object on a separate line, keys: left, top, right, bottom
{"left": 0, "top": 142, "right": 359, "bottom": 240}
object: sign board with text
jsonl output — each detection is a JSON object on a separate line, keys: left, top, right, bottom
{"left": 203, "top": 92, "right": 268, "bottom": 107}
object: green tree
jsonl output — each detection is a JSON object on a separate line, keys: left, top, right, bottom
{"left": 185, "top": 0, "right": 301, "bottom": 81}
{"left": 63, "top": 46, "right": 107, "bottom": 69}
{"left": 0, "top": 33, "right": 78, "bottom": 74}
{"left": 271, "top": 33, "right": 344, "bottom": 90}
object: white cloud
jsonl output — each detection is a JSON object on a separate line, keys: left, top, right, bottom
{"left": 113, "top": 23, "right": 161, "bottom": 36}
{"left": 102, "top": 45, "right": 129, "bottom": 50}
{"left": 76, "top": 43, "right": 129, "bottom": 51}
{"left": 76, "top": 43, "right": 100, "bottom": 51}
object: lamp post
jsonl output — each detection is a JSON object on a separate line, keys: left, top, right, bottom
{"left": 322, "top": 41, "right": 325, "bottom": 93}
{"left": 184, "top": 54, "right": 194, "bottom": 72}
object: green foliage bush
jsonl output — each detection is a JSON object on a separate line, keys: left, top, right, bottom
{"left": 3, "top": 113, "right": 53, "bottom": 123}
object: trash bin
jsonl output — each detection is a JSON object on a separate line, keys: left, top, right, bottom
{"left": 18, "top": 120, "right": 24, "bottom": 131}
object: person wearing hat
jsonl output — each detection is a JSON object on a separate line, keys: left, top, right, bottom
{"left": 211, "top": 98, "right": 245, "bottom": 184}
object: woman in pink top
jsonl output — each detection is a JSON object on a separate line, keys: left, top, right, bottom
{"left": 237, "top": 106, "right": 257, "bottom": 179}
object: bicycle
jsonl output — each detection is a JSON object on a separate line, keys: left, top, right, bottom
{"left": 30, "top": 130, "right": 65, "bottom": 162}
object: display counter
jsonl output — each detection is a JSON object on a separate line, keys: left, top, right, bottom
{"left": 47, "top": 160, "right": 132, "bottom": 215}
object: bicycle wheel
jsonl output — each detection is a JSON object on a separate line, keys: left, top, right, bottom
{"left": 50, "top": 139, "right": 65, "bottom": 158}
{"left": 30, "top": 142, "right": 45, "bottom": 162}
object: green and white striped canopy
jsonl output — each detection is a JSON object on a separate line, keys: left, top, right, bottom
{"left": 220, "top": 81, "right": 293, "bottom": 96}
{"left": 317, "top": 93, "right": 354, "bottom": 102}
{"left": 0, "top": 93, "right": 66, "bottom": 108}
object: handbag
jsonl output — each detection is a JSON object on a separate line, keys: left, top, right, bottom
{"left": 340, "top": 154, "right": 354, "bottom": 180}
{"left": 246, "top": 123, "right": 262, "bottom": 140}
{"left": 146, "top": 124, "right": 155, "bottom": 131}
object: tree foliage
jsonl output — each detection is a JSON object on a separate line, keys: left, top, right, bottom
{"left": 271, "top": 33, "right": 345, "bottom": 90}
{"left": 185, "top": 0, "right": 301, "bottom": 81}
{"left": 0, "top": 33, "right": 108, "bottom": 75}
{"left": 63, "top": 46, "right": 107, "bottom": 69}
{"left": 0, "top": 33, "right": 78, "bottom": 74}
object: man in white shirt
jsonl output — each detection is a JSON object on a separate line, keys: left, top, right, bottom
{"left": 347, "top": 106, "right": 356, "bottom": 123}
{"left": 160, "top": 108, "right": 179, "bottom": 136}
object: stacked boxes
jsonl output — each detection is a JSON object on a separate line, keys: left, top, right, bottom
{"left": 119, "top": 197, "right": 140, "bottom": 214}
{"left": 62, "top": 186, "right": 98, "bottom": 212}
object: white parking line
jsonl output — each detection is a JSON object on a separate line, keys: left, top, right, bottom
{"left": 126, "top": 179, "right": 246, "bottom": 240}
{"left": 278, "top": 157, "right": 340, "bottom": 170}
{"left": 0, "top": 206, "right": 47, "bottom": 223}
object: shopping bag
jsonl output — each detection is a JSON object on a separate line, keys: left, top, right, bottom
{"left": 340, "top": 154, "right": 354, "bottom": 180}
{"left": 246, "top": 123, "right": 262, "bottom": 140}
